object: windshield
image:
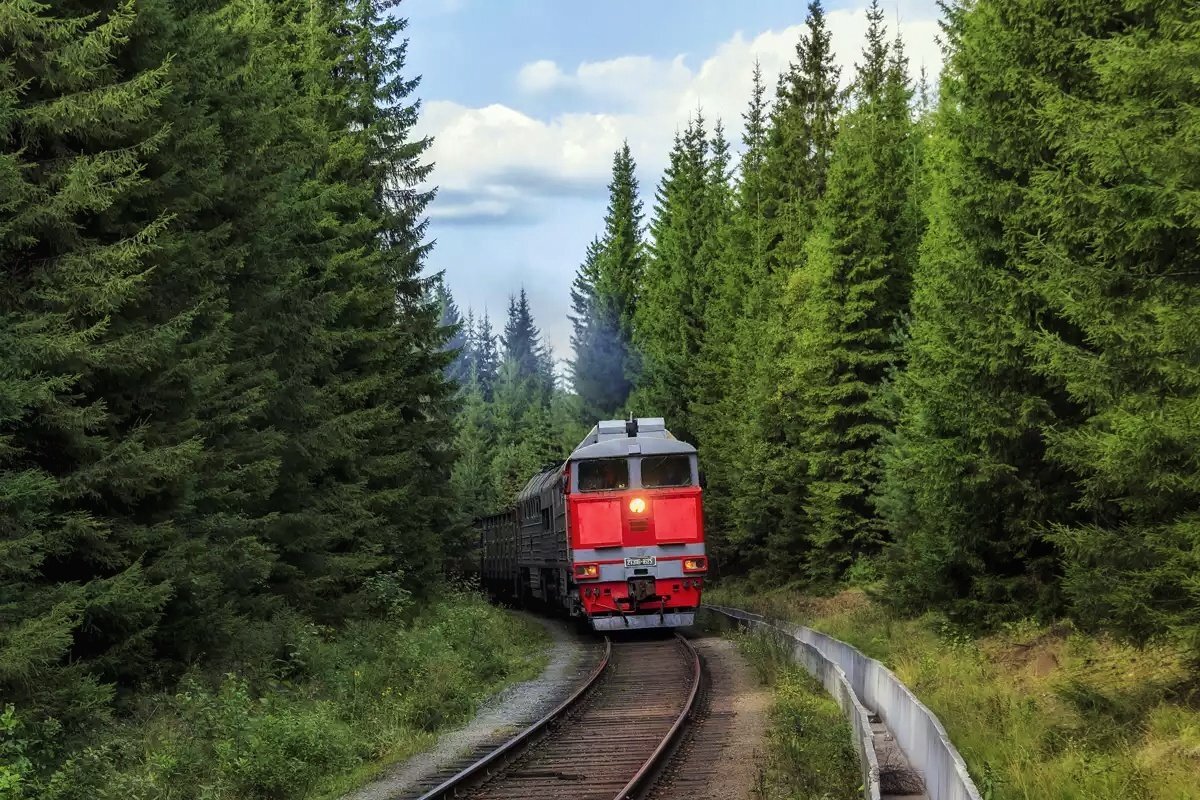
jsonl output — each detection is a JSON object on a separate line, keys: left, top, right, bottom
{"left": 576, "top": 458, "right": 629, "bottom": 492}
{"left": 641, "top": 455, "right": 692, "bottom": 488}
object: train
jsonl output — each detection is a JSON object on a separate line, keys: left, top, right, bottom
{"left": 478, "top": 417, "right": 706, "bottom": 631}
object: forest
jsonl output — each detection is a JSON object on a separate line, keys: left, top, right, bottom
{"left": 1, "top": 0, "right": 1198, "bottom": 796}
{"left": 453, "top": 0, "right": 1199, "bottom": 652}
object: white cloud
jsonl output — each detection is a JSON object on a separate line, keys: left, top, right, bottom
{"left": 515, "top": 59, "right": 566, "bottom": 93}
{"left": 419, "top": 4, "right": 943, "bottom": 222}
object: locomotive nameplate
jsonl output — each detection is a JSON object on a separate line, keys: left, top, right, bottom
{"left": 624, "top": 556, "right": 656, "bottom": 567}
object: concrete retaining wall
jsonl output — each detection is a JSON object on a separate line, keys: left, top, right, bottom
{"left": 703, "top": 605, "right": 981, "bottom": 800}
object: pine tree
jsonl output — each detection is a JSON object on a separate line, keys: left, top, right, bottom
{"left": 570, "top": 143, "right": 644, "bottom": 421}
{"left": 0, "top": 0, "right": 178, "bottom": 727}
{"left": 691, "top": 64, "right": 772, "bottom": 570}
{"left": 878, "top": 0, "right": 1086, "bottom": 624}
{"left": 436, "top": 278, "right": 471, "bottom": 387}
{"left": 633, "top": 114, "right": 723, "bottom": 439}
{"left": 736, "top": 1, "right": 842, "bottom": 573}
{"left": 780, "top": 13, "right": 922, "bottom": 583}
{"left": 1018, "top": 1, "right": 1200, "bottom": 650}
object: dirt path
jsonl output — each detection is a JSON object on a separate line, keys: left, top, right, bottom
{"left": 344, "top": 613, "right": 599, "bottom": 800}
{"left": 650, "top": 635, "right": 772, "bottom": 800}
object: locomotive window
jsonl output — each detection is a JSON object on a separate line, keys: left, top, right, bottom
{"left": 577, "top": 458, "right": 629, "bottom": 492}
{"left": 641, "top": 455, "right": 692, "bottom": 488}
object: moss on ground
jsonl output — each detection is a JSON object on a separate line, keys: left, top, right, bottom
{"left": 708, "top": 584, "right": 1200, "bottom": 800}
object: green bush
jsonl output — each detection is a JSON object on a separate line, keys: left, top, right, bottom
{"left": 770, "top": 668, "right": 861, "bottom": 800}
{"left": 220, "top": 702, "right": 356, "bottom": 799}
{"left": 20, "top": 586, "right": 548, "bottom": 800}
{"left": 1, "top": 706, "right": 32, "bottom": 800}
{"left": 733, "top": 631, "right": 861, "bottom": 800}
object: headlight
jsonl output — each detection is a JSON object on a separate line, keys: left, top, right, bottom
{"left": 629, "top": 497, "right": 647, "bottom": 513}
{"left": 683, "top": 557, "right": 707, "bottom": 573}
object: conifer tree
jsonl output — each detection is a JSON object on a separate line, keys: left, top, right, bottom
{"left": 570, "top": 237, "right": 627, "bottom": 420}
{"left": 257, "top": 0, "right": 454, "bottom": 609}
{"left": 470, "top": 312, "right": 501, "bottom": 400}
{"left": 436, "top": 279, "right": 471, "bottom": 387}
{"left": 571, "top": 143, "right": 644, "bottom": 421}
{"left": 878, "top": 0, "right": 1085, "bottom": 623}
{"left": 1018, "top": 1, "right": 1200, "bottom": 650}
{"left": 130, "top": 0, "right": 310, "bottom": 661}
{"left": 691, "top": 64, "right": 772, "bottom": 568}
{"left": 504, "top": 289, "right": 548, "bottom": 383}
{"left": 0, "top": 0, "right": 178, "bottom": 725}
{"left": 734, "top": 1, "right": 842, "bottom": 572}
{"left": 633, "top": 114, "right": 722, "bottom": 439}
{"left": 781, "top": 10, "right": 922, "bottom": 583}
{"left": 450, "top": 373, "right": 499, "bottom": 524}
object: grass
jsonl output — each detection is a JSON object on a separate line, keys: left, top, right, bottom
{"left": 2, "top": 584, "right": 549, "bottom": 800}
{"left": 707, "top": 583, "right": 1200, "bottom": 800}
{"left": 731, "top": 629, "right": 862, "bottom": 800}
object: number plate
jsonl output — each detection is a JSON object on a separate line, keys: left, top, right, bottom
{"left": 624, "top": 556, "right": 656, "bottom": 568}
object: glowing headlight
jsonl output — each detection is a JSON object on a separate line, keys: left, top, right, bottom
{"left": 629, "top": 497, "right": 647, "bottom": 513}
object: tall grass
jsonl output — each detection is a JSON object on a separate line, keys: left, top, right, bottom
{"left": 732, "top": 631, "right": 862, "bottom": 800}
{"left": 708, "top": 584, "right": 1200, "bottom": 800}
{"left": 1, "top": 585, "right": 548, "bottom": 800}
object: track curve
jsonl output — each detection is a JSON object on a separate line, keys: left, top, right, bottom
{"left": 415, "top": 633, "right": 701, "bottom": 800}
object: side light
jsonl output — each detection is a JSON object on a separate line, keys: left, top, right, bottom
{"left": 683, "top": 557, "right": 707, "bottom": 573}
{"left": 574, "top": 563, "right": 600, "bottom": 580}
{"left": 629, "top": 496, "right": 647, "bottom": 514}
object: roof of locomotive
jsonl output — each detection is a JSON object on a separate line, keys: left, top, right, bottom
{"left": 568, "top": 417, "right": 696, "bottom": 461}
{"left": 511, "top": 418, "right": 695, "bottom": 505}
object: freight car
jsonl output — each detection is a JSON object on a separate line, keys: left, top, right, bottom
{"left": 478, "top": 417, "right": 707, "bottom": 631}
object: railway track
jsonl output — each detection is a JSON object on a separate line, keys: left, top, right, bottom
{"left": 415, "top": 633, "right": 701, "bottom": 800}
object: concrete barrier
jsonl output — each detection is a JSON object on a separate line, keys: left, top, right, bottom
{"left": 703, "top": 605, "right": 981, "bottom": 800}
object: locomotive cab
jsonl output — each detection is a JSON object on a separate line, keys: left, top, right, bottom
{"left": 477, "top": 417, "right": 706, "bottom": 632}
{"left": 565, "top": 418, "right": 707, "bottom": 631}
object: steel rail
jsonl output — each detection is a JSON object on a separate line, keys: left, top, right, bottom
{"left": 414, "top": 636, "right": 612, "bottom": 800}
{"left": 611, "top": 633, "right": 702, "bottom": 800}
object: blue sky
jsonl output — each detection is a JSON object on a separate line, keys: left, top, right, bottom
{"left": 402, "top": 0, "right": 944, "bottom": 365}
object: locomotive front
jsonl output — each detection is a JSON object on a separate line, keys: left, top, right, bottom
{"left": 566, "top": 418, "right": 706, "bottom": 630}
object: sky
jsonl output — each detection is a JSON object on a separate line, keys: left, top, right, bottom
{"left": 402, "top": 0, "right": 946, "bottom": 367}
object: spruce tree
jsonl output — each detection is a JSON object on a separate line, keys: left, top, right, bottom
{"left": 0, "top": 0, "right": 177, "bottom": 728}
{"left": 633, "top": 114, "right": 721, "bottom": 439}
{"left": 570, "top": 237, "right": 627, "bottom": 420}
{"left": 504, "top": 289, "right": 548, "bottom": 382}
{"left": 570, "top": 143, "right": 644, "bottom": 421}
{"left": 736, "top": 1, "right": 842, "bottom": 573}
{"left": 436, "top": 279, "right": 471, "bottom": 387}
{"left": 779, "top": 9, "right": 922, "bottom": 583}
{"left": 1019, "top": 1, "right": 1200, "bottom": 650}
{"left": 878, "top": 0, "right": 1085, "bottom": 623}
{"left": 449, "top": 373, "right": 498, "bottom": 529}
{"left": 691, "top": 64, "right": 772, "bottom": 570}
{"left": 258, "top": 0, "right": 454, "bottom": 609}
{"left": 471, "top": 311, "right": 501, "bottom": 400}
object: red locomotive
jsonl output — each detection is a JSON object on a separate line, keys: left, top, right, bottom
{"left": 479, "top": 417, "right": 706, "bottom": 630}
